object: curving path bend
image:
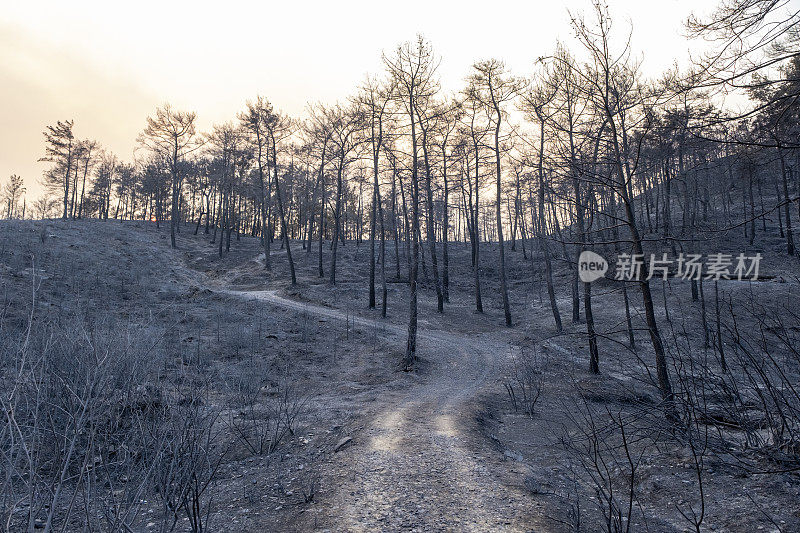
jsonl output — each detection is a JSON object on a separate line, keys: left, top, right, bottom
{"left": 229, "top": 289, "right": 533, "bottom": 532}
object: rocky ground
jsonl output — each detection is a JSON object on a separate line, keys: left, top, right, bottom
{"left": 1, "top": 219, "right": 799, "bottom": 531}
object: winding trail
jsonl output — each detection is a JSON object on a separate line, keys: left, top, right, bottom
{"left": 229, "top": 289, "right": 533, "bottom": 532}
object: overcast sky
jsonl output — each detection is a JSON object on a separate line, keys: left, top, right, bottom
{"left": 2, "top": 0, "right": 717, "bottom": 198}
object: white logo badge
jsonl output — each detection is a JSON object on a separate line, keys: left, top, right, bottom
{"left": 578, "top": 250, "right": 608, "bottom": 283}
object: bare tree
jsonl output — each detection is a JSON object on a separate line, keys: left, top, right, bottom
{"left": 92, "top": 149, "right": 119, "bottom": 220}
{"left": 520, "top": 78, "right": 563, "bottom": 332}
{"left": 384, "top": 35, "right": 439, "bottom": 369}
{"left": 321, "top": 104, "right": 363, "bottom": 285}
{"left": 357, "top": 77, "right": 394, "bottom": 310}
{"left": 3, "top": 174, "right": 25, "bottom": 219}
{"left": 239, "top": 97, "right": 277, "bottom": 270}
{"left": 72, "top": 140, "right": 97, "bottom": 219}
{"left": 461, "top": 90, "right": 490, "bottom": 314}
{"left": 39, "top": 120, "right": 75, "bottom": 220}
{"left": 570, "top": 2, "right": 676, "bottom": 415}
{"left": 469, "top": 59, "right": 520, "bottom": 326}
{"left": 138, "top": 104, "right": 202, "bottom": 248}
{"left": 265, "top": 110, "right": 298, "bottom": 284}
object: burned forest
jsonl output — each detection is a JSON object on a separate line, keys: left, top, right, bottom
{"left": 2, "top": 1, "right": 800, "bottom": 531}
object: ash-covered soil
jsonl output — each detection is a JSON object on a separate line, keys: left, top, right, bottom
{"left": 1, "top": 218, "right": 798, "bottom": 531}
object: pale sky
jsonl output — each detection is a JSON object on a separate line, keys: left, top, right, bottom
{"left": 2, "top": 0, "right": 716, "bottom": 199}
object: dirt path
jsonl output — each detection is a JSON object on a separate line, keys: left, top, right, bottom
{"left": 229, "top": 289, "right": 534, "bottom": 532}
